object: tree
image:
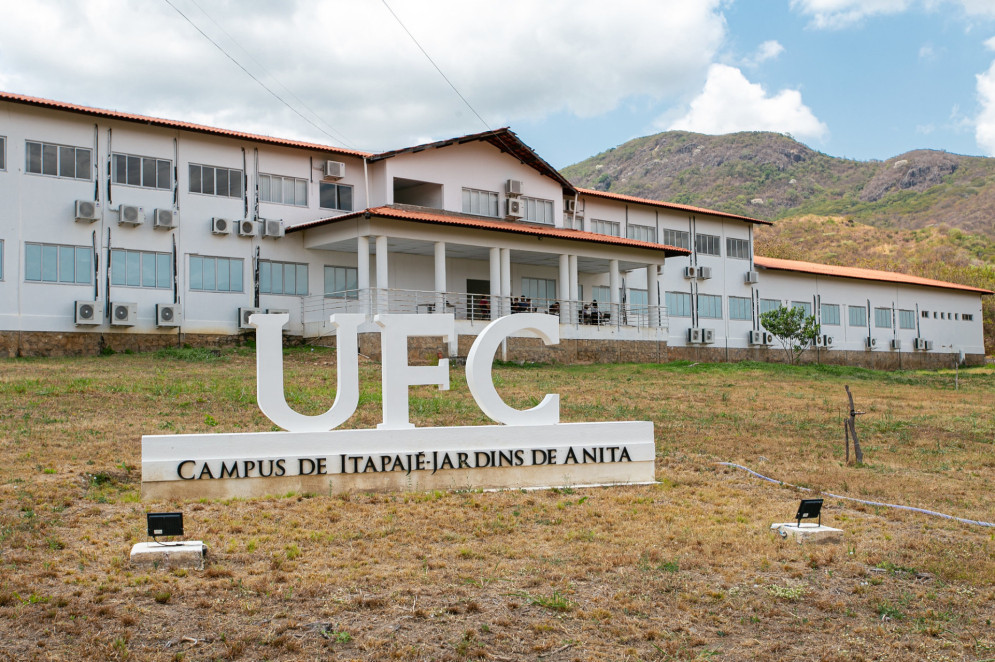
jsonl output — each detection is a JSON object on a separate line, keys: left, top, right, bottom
{"left": 760, "top": 305, "right": 820, "bottom": 365}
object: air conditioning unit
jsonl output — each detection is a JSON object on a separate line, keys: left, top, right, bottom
{"left": 913, "top": 337, "right": 932, "bottom": 351}
{"left": 564, "top": 199, "right": 577, "bottom": 213}
{"left": 865, "top": 337, "right": 878, "bottom": 349}
{"left": 684, "top": 266, "right": 697, "bottom": 278}
{"left": 110, "top": 302, "right": 137, "bottom": 326}
{"left": 763, "top": 332, "right": 775, "bottom": 345}
{"left": 322, "top": 160, "right": 345, "bottom": 179}
{"left": 260, "top": 218, "right": 285, "bottom": 238}
{"left": 748, "top": 329, "right": 765, "bottom": 345}
{"left": 925, "top": 340, "right": 934, "bottom": 351}
{"left": 506, "top": 179, "right": 523, "bottom": 196}
{"left": 506, "top": 198, "right": 523, "bottom": 219}
{"left": 238, "top": 307, "right": 263, "bottom": 330}
{"left": 815, "top": 335, "right": 826, "bottom": 347}
{"left": 156, "top": 303, "right": 181, "bottom": 327}
{"left": 237, "top": 219, "right": 258, "bottom": 237}
{"left": 153, "top": 209, "right": 177, "bottom": 229}
{"left": 702, "top": 328, "right": 715, "bottom": 344}
{"left": 75, "top": 200, "right": 100, "bottom": 223}
{"left": 688, "top": 327, "right": 703, "bottom": 344}
{"left": 890, "top": 339, "right": 902, "bottom": 350}
{"left": 74, "top": 300, "right": 100, "bottom": 326}
{"left": 266, "top": 308, "right": 290, "bottom": 316}
{"left": 745, "top": 270, "right": 759, "bottom": 284}
{"left": 825, "top": 335, "right": 835, "bottom": 348}
{"left": 697, "top": 266, "right": 713, "bottom": 280}
{"left": 211, "top": 217, "right": 232, "bottom": 235}
{"left": 118, "top": 205, "right": 144, "bottom": 226}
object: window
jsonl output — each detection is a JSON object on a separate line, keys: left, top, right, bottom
{"left": 821, "top": 303, "right": 841, "bottom": 325}
{"left": 590, "top": 219, "right": 620, "bottom": 236}
{"left": 113, "top": 152, "right": 171, "bottom": 189}
{"left": 522, "top": 277, "right": 556, "bottom": 303}
{"left": 697, "top": 293, "right": 722, "bottom": 319}
{"left": 189, "top": 164, "right": 243, "bottom": 198}
{"left": 662, "top": 229, "right": 690, "bottom": 250}
{"left": 666, "top": 291, "right": 691, "bottom": 317}
{"left": 0, "top": 239, "right": 4, "bottom": 280}
{"left": 726, "top": 237, "right": 750, "bottom": 259}
{"left": 849, "top": 305, "right": 867, "bottom": 327}
{"left": 695, "top": 233, "right": 721, "bottom": 256}
{"left": 25, "top": 243, "right": 91, "bottom": 284}
{"left": 921, "top": 310, "right": 929, "bottom": 318}
{"left": 0, "top": 136, "right": 5, "bottom": 171}
{"left": 259, "top": 173, "right": 308, "bottom": 206}
{"left": 759, "top": 298, "right": 781, "bottom": 314}
{"left": 874, "top": 307, "right": 892, "bottom": 329}
{"left": 791, "top": 300, "right": 812, "bottom": 316}
{"left": 963, "top": 314, "right": 974, "bottom": 321}
{"left": 324, "top": 266, "right": 358, "bottom": 298}
{"left": 898, "top": 309, "right": 915, "bottom": 329}
{"left": 461, "top": 188, "right": 498, "bottom": 217}
{"left": 260, "top": 260, "right": 308, "bottom": 296}
{"left": 111, "top": 249, "right": 171, "bottom": 289}
{"left": 320, "top": 182, "right": 354, "bottom": 211}
{"left": 627, "top": 225, "right": 656, "bottom": 242}
{"left": 522, "top": 197, "right": 554, "bottom": 224}
{"left": 26, "top": 140, "right": 91, "bottom": 180}
{"left": 629, "top": 289, "right": 648, "bottom": 309}
{"left": 189, "top": 255, "right": 243, "bottom": 292}
{"left": 729, "top": 296, "right": 752, "bottom": 321}
{"left": 592, "top": 285, "right": 610, "bottom": 303}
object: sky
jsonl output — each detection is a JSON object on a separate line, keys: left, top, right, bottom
{"left": 3, "top": 1, "right": 995, "bottom": 168}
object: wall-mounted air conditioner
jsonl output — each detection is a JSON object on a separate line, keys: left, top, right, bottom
{"left": 260, "top": 218, "right": 285, "bottom": 238}
{"left": 211, "top": 217, "right": 232, "bottom": 235}
{"left": 697, "top": 266, "right": 713, "bottom": 280}
{"left": 75, "top": 200, "right": 100, "bottom": 223}
{"left": 913, "top": 337, "right": 932, "bottom": 351}
{"left": 153, "top": 209, "right": 176, "bottom": 229}
{"left": 110, "top": 302, "right": 137, "bottom": 326}
{"left": 763, "top": 331, "right": 775, "bottom": 345}
{"left": 702, "top": 328, "right": 715, "bottom": 344}
{"left": 74, "top": 300, "right": 100, "bottom": 326}
{"left": 865, "top": 337, "right": 878, "bottom": 349}
{"left": 890, "top": 338, "right": 902, "bottom": 350}
{"left": 683, "top": 266, "right": 697, "bottom": 279}
{"left": 238, "top": 307, "right": 263, "bottom": 329}
{"left": 506, "top": 179, "right": 523, "bottom": 196}
{"left": 118, "top": 205, "right": 144, "bottom": 226}
{"left": 506, "top": 198, "right": 523, "bottom": 219}
{"left": 748, "top": 329, "right": 764, "bottom": 345}
{"left": 564, "top": 199, "right": 577, "bottom": 213}
{"left": 156, "top": 303, "right": 181, "bottom": 327}
{"left": 745, "top": 270, "right": 759, "bottom": 284}
{"left": 237, "top": 219, "right": 258, "bottom": 237}
{"left": 322, "top": 160, "right": 345, "bottom": 179}
{"left": 688, "top": 327, "right": 703, "bottom": 344}
{"left": 825, "top": 335, "right": 834, "bottom": 347}
{"left": 815, "top": 335, "right": 826, "bottom": 347}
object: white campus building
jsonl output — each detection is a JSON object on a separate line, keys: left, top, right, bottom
{"left": 0, "top": 92, "right": 989, "bottom": 365}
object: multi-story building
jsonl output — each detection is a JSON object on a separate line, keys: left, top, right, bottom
{"left": 0, "top": 91, "right": 988, "bottom": 365}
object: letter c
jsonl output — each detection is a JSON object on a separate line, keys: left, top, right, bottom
{"left": 177, "top": 460, "right": 195, "bottom": 480}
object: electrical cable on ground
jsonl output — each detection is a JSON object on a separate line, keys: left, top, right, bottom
{"left": 718, "top": 462, "right": 995, "bottom": 528}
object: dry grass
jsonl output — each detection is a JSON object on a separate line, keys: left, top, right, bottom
{"left": 1, "top": 346, "right": 993, "bottom": 661}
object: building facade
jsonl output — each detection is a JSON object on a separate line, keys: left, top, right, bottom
{"left": 0, "top": 92, "right": 988, "bottom": 365}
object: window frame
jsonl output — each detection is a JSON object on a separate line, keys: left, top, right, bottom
{"left": 259, "top": 173, "right": 309, "bottom": 207}
{"left": 24, "top": 242, "right": 92, "bottom": 285}
{"left": 662, "top": 229, "right": 690, "bottom": 250}
{"left": 666, "top": 291, "right": 691, "bottom": 317}
{"left": 898, "top": 309, "right": 915, "bottom": 329}
{"left": 0, "top": 135, "right": 6, "bottom": 171}
{"left": 110, "top": 248, "right": 172, "bottom": 289}
{"left": 626, "top": 224, "right": 656, "bottom": 243}
{"left": 25, "top": 140, "right": 92, "bottom": 180}
{"left": 461, "top": 187, "right": 499, "bottom": 217}
{"left": 521, "top": 196, "right": 554, "bottom": 225}
{"left": 759, "top": 298, "right": 781, "bottom": 315}
{"left": 320, "top": 182, "right": 355, "bottom": 212}
{"left": 259, "top": 260, "right": 309, "bottom": 296}
{"left": 188, "top": 255, "right": 244, "bottom": 293}
{"left": 522, "top": 277, "right": 557, "bottom": 305}
{"left": 848, "top": 305, "right": 868, "bottom": 327}
{"left": 188, "top": 163, "right": 243, "bottom": 198}
{"left": 726, "top": 237, "right": 750, "bottom": 260}
{"left": 112, "top": 152, "right": 172, "bottom": 190}
{"left": 791, "top": 300, "right": 813, "bottom": 317}
{"left": 729, "top": 296, "right": 752, "bottom": 321}
{"left": 695, "top": 233, "right": 721, "bottom": 256}
{"left": 820, "top": 303, "right": 841, "bottom": 326}
{"left": 590, "top": 219, "right": 621, "bottom": 237}
{"left": 874, "top": 307, "right": 892, "bottom": 329}
{"left": 324, "top": 265, "right": 359, "bottom": 299}
{"left": 697, "top": 293, "right": 723, "bottom": 319}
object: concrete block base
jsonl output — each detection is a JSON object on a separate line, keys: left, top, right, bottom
{"left": 770, "top": 523, "right": 843, "bottom": 543}
{"left": 130, "top": 541, "right": 207, "bottom": 569}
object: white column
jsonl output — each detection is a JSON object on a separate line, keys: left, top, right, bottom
{"left": 500, "top": 248, "right": 511, "bottom": 317}
{"left": 647, "top": 263, "right": 660, "bottom": 327}
{"left": 568, "top": 255, "right": 578, "bottom": 324}
{"left": 375, "top": 235, "right": 388, "bottom": 313}
{"left": 434, "top": 241, "right": 446, "bottom": 314}
{"left": 357, "top": 236, "right": 370, "bottom": 315}
{"left": 558, "top": 254, "right": 569, "bottom": 322}
{"left": 489, "top": 247, "right": 501, "bottom": 320}
{"left": 609, "top": 259, "right": 620, "bottom": 323}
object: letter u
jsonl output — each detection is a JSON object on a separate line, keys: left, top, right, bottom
{"left": 251, "top": 313, "right": 365, "bottom": 432}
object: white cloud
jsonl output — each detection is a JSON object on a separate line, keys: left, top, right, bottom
{"left": 0, "top": 0, "right": 727, "bottom": 152}
{"left": 919, "top": 43, "right": 936, "bottom": 60}
{"left": 665, "top": 64, "right": 829, "bottom": 141}
{"left": 974, "top": 61, "right": 995, "bottom": 154}
{"left": 984, "top": 36, "right": 995, "bottom": 50}
{"left": 789, "top": 0, "right": 911, "bottom": 29}
{"left": 743, "top": 40, "right": 785, "bottom": 67}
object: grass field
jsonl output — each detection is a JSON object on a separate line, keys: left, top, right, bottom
{"left": 1, "top": 347, "right": 993, "bottom": 661}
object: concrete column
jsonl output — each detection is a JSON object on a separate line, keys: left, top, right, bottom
{"left": 568, "top": 255, "right": 578, "bottom": 324}
{"left": 647, "top": 263, "right": 660, "bottom": 327}
{"left": 489, "top": 247, "right": 501, "bottom": 320}
{"left": 500, "top": 248, "right": 511, "bottom": 317}
{"left": 375, "top": 235, "right": 388, "bottom": 313}
{"left": 609, "top": 258, "right": 620, "bottom": 312}
{"left": 357, "top": 236, "right": 370, "bottom": 315}
{"left": 434, "top": 241, "right": 446, "bottom": 314}
{"left": 558, "top": 254, "right": 569, "bottom": 322}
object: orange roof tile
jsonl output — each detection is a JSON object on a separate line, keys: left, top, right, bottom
{"left": 754, "top": 256, "right": 993, "bottom": 295}
{"left": 577, "top": 188, "right": 771, "bottom": 225}
{"left": 0, "top": 91, "right": 370, "bottom": 158}
{"left": 288, "top": 206, "right": 690, "bottom": 257}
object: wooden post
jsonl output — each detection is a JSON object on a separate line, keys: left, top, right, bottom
{"left": 844, "top": 385, "right": 864, "bottom": 465}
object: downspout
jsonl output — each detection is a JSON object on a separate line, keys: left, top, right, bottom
{"left": 571, "top": 191, "right": 579, "bottom": 229}
{"left": 105, "top": 228, "right": 112, "bottom": 320}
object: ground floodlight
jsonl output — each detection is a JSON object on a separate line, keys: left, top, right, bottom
{"left": 794, "top": 499, "right": 823, "bottom": 528}
{"left": 147, "top": 512, "right": 183, "bottom": 539}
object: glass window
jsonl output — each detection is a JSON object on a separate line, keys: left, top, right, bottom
{"left": 695, "top": 233, "right": 721, "bottom": 256}
{"left": 110, "top": 249, "right": 171, "bottom": 288}
{"left": 726, "top": 237, "right": 750, "bottom": 259}
{"left": 821, "top": 303, "right": 841, "bottom": 325}
{"left": 627, "top": 224, "right": 656, "bottom": 242}
{"left": 662, "top": 229, "right": 690, "bottom": 250}
{"left": 24, "top": 243, "right": 91, "bottom": 284}
{"left": 666, "top": 291, "right": 691, "bottom": 317}
{"left": 963, "top": 314, "right": 974, "bottom": 321}
{"left": 324, "top": 265, "right": 358, "bottom": 298}
{"left": 791, "top": 300, "right": 813, "bottom": 316}
{"left": 522, "top": 277, "right": 557, "bottom": 304}
{"left": 25, "top": 140, "right": 91, "bottom": 180}
{"left": 592, "top": 285, "right": 610, "bottom": 303}
{"left": 0, "top": 136, "right": 5, "bottom": 170}
{"left": 849, "top": 305, "right": 867, "bottom": 327}
{"left": 590, "top": 219, "right": 620, "bottom": 236}
{"left": 259, "top": 173, "right": 308, "bottom": 206}
{"left": 461, "top": 188, "right": 499, "bottom": 217}
{"left": 698, "top": 293, "right": 722, "bottom": 319}
{"left": 874, "top": 307, "right": 892, "bottom": 329}
{"left": 629, "top": 289, "right": 648, "bottom": 308}
{"left": 189, "top": 164, "right": 243, "bottom": 198}
{"left": 113, "top": 152, "right": 171, "bottom": 189}
{"left": 898, "top": 309, "right": 915, "bottom": 329}
{"left": 0, "top": 239, "right": 3, "bottom": 280}
{"left": 759, "top": 298, "right": 781, "bottom": 314}
{"left": 729, "top": 296, "right": 752, "bottom": 320}
{"left": 189, "top": 255, "right": 243, "bottom": 292}
{"left": 522, "top": 197, "right": 554, "bottom": 225}
{"left": 259, "top": 260, "right": 308, "bottom": 295}
{"left": 321, "top": 182, "right": 355, "bottom": 211}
